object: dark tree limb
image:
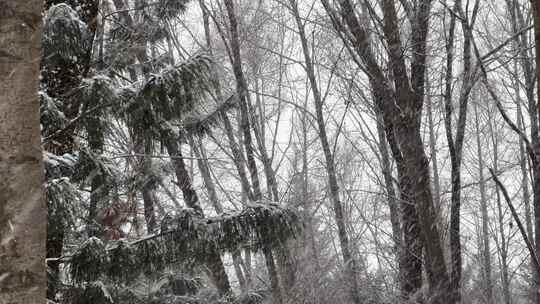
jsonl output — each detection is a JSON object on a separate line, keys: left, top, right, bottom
{"left": 489, "top": 168, "right": 540, "bottom": 274}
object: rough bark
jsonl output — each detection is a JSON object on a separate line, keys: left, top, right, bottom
{"left": 41, "top": 0, "right": 99, "bottom": 298}
{"left": 375, "top": 110, "right": 403, "bottom": 281}
{"left": 0, "top": 1, "right": 46, "bottom": 302}
{"left": 322, "top": 0, "right": 451, "bottom": 301}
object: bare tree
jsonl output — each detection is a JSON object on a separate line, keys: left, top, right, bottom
{"left": 473, "top": 102, "right": 494, "bottom": 303}
{"left": 321, "top": 0, "right": 450, "bottom": 301}
{"left": 222, "top": 0, "right": 283, "bottom": 302}
{"left": 289, "top": 0, "right": 362, "bottom": 303}
{"left": 443, "top": 1, "right": 479, "bottom": 301}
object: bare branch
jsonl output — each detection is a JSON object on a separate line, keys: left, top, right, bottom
{"left": 489, "top": 168, "right": 540, "bottom": 274}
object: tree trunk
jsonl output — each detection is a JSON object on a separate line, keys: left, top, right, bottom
{"left": 250, "top": 85, "right": 279, "bottom": 201}
{"left": 323, "top": 0, "right": 451, "bottom": 301}
{"left": 488, "top": 109, "right": 512, "bottom": 304}
{"left": 162, "top": 130, "right": 231, "bottom": 295}
{"left": 222, "top": 0, "right": 282, "bottom": 301}
{"left": 137, "top": 132, "right": 157, "bottom": 234}
{"left": 474, "top": 104, "right": 494, "bottom": 303}
{"left": 444, "top": 1, "right": 477, "bottom": 300}
{"left": 427, "top": 85, "right": 442, "bottom": 223}
{"left": 0, "top": 1, "right": 46, "bottom": 302}
{"left": 190, "top": 135, "right": 248, "bottom": 291}
{"left": 290, "top": 1, "right": 361, "bottom": 302}
{"left": 86, "top": 101, "right": 108, "bottom": 237}
{"left": 250, "top": 75, "right": 296, "bottom": 293}
{"left": 199, "top": 1, "right": 256, "bottom": 285}
{"left": 527, "top": 1, "right": 540, "bottom": 302}
{"left": 223, "top": 0, "right": 262, "bottom": 201}
{"left": 375, "top": 110, "right": 403, "bottom": 284}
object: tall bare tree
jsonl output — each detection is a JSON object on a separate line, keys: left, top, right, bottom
{"left": 289, "top": 0, "right": 362, "bottom": 302}
{"left": 222, "top": 0, "right": 283, "bottom": 302}
{"left": 443, "top": 1, "right": 479, "bottom": 301}
{"left": 321, "top": 0, "right": 450, "bottom": 301}
{"left": 473, "top": 103, "right": 494, "bottom": 303}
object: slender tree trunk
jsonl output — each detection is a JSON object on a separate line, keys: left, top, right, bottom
{"left": 250, "top": 84, "right": 279, "bottom": 201}
{"left": 189, "top": 135, "right": 248, "bottom": 291}
{"left": 198, "top": 0, "right": 254, "bottom": 203}
{"left": 86, "top": 1, "right": 107, "bottom": 237}
{"left": 250, "top": 75, "right": 296, "bottom": 293}
{"left": 512, "top": 42, "right": 536, "bottom": 300}
{"left": 161, "top": 129, "right": 231, "bottom": 295}
{"left": 444, "top": 2, "right": 478, "bottom": 301}
{"left": 528, "top": 1, "right": 540, "bottom": 302}
{"left": 0, "top": 1, "right": 46, "bottom": 302}
{"left": 223, "top": 0, "right": 262, "bottom": 201}
{"left": 191, "top": 136, "right": 222, "bottom": 214}
{"left": 498, "top": 1, "right": 539, "bottom": 302}
{"left": 86, "top": 112, "right": 107, "bottom": 237}
{"left": 488, "top": 109, "right": 512, "bottom": 304}
{"left": 474, "top": 104, "right": 494, "bottom": 303}
{"left": 427, "top": 88, "right": 442, "bottom": 221}
{"left": 375, "top": 110, "right": 403, "bottom": 282}
{"left": 518, "top": 100, "right": 536, "bottom": 303}
{"left": 127, "top": 73, "right": 157, "bottom": 235}
{"left": 136, "top": 132, "right": 157, "bottom": 234}
{"left": 290, "top": 1, "right": 361, "bottom": 302}
{"left": 223, "top": 1, "right": 282, "bottom": 301}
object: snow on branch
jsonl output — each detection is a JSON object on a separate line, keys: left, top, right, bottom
{"left": 68, "top": 202, "right": 302, "bottom": 283}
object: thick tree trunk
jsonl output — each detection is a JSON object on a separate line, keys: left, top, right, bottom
{"left": 0, "top": 1, "right": 46, "bottom": 302}
{"left": 328, "top": 1, "right": 451, "bottom": 301}
{"left": 375, "top": 110, "right": 403, "bottom": 282}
